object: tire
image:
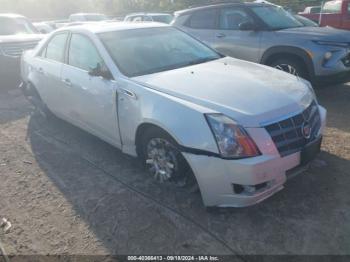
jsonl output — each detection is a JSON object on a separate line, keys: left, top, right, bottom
{"left": 20, "top": 82, "right": 53, "bottom": 119}
{"left": 269, "top": 58, "right": 309, "bottom": 80}
{"left": 140, "top": 127, "right": 197, "bottom": 188}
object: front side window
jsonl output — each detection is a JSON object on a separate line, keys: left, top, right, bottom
{"left": 99, "top": 27, "right": 221, "bottom": 77}
{"left": 131, "top": 16, "right": 142, "bottom": 22}
{"left": 68, "top": 34, "right": 104, "bottom": 71}
{"left": 251, "top": 5, "right": 303, "bottom": 30}
{"left": 45, "top": 33, "right": 68, "bottom": 62}
{"left": 219, "top": 8, "right": 254, "bottom": 30}
{"left": 323, "top": 0, "right": 342, "bottom": 13}
{"left": 0, "top": 17, "right": 38, "bottom": 35}
{"left": 188, "top": 9, "right": 217, "bottom": 29}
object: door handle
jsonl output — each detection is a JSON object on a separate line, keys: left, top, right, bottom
{"left": 62, "top": 78, "right": 72, "bottom": 87}
{"left": 121, "top": 88, "right": 137, "bottom": 99}
{"left": 216, "top": 33, "right": 226, "bottom": 38}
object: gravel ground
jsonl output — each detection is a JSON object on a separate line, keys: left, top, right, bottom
{"left": 0, "top": 83, "right": 349, "bottom": 257}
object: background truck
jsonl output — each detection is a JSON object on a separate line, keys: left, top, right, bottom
{"left": 299, "top": 0, "right": 350, "bottom": 30}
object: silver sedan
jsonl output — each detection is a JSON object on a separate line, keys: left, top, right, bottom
{"left": 21, "top": 23, "right": 326, "bottom": 208}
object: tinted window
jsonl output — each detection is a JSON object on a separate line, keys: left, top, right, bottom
{"left": 68, "top": 34, "right": 104, "bottom": 71}
{"left": 251, "top": 6, "right": 303, "bottom": 30}
{"left": 152, "top": 15, "right": 173, "bottom": 24}
{"left": 45, "top": 33, "right": 68, "bottom": 62}
{"left": 99, "top": 27, "right": 221, "bottom": 77}
{"left": 323, "top": 0, "right": 342, "bottom": 13}
{"left": 188, "top": 9, "right": 217, "bottom": 29}
{"left": 220, "top": 8, "right": 253, "bottom": 30}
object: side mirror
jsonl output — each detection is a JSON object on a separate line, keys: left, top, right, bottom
{"left": 239, "top": 21, "right": 256, "bottom": 31}
{"left": 89, "top": 63, "right": 114, "bottom": 80}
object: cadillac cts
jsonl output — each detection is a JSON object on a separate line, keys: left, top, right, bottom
{"left": 20, "top": 23, "right": 327, "bottom": 208}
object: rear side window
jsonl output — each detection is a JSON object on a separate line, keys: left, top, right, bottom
{"left": 45, "top": 33, "right": 68, "bottom": 62}
{"left": 219, "top": 8, "right": 254, "bottom": 30}
{"left": 68, "top": 34, "right": 104, "bottom": 71}
{"left": 188, "top": 9, "right": 217, "bottom": 29}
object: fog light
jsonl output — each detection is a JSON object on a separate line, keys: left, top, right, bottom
{"left": 243, "top": 185, "right": 256, "bottom": 194}
{"left": 324, "top": 52, "right": 332, "bottom": 60}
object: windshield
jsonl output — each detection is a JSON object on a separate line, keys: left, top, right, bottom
{"left": 84, "top": 15, "right": 107, "bottom": 21}
{"left": 151, "top": 15, "right": 173, "bottom": 24}
{"left": 0, "top": 17, "right": 38, "bottom": 35}
{"left": 99, "top": 27, "right": 221, "bottom": 77}
{"left": 295, "top": 15, "right": 318, "bottom": 27}
{"left": 251, "top": 5, "right": 304, "bottom": 30}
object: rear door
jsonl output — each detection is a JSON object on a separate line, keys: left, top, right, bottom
{"left": 181, "top": 8, "right": 218, "bottom": 46}
{"left": 211, "top": 6, "right": 262, "bottom": 63}
{"left": 60, "top": 33, "right": 121, "bottom": 146}
{"left": 34, "top": 32, "right": 69, "bottom": 114}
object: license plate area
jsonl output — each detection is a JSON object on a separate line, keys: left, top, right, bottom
{"left": 301, "top": 137, "right": 322, "bottom": 165}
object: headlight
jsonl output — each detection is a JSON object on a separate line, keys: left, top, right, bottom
{"left": 205, "top": 114, "right": 260, "bottom": 159}
{"left": 313, "top": 40, "right": 349, "bottom": 48}
{"left": 301, "top": 78, "right": 317, "bottom": 102}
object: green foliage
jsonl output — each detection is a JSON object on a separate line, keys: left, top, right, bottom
{"left": 0, "top": 0, "right": 327, "bottom": 19}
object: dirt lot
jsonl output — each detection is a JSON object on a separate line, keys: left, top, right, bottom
{"left": 0, "top": 82, "right": 349, "bottom": 257}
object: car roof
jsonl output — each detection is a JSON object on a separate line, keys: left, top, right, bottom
{"left": 0, "top": 13, "right": 26, "bottom": 19}
{"left": 56, "top": 21, "right": 169, "bottom": 34}
{"left": 175, "top": 2, "right": 266, "bottom": 16}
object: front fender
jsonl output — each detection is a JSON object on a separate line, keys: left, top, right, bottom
{"left": 261, "top": 46, "right": 315, "bottom": 78}
{"left": 118, "top": 80, "right": 219, "bottom": 157}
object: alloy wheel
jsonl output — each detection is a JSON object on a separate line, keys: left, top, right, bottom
{"left": 146, "top": 138, "right": 178, "bottom": 183}
{"left": 274, "top": 64, "right": 299, "bottom": 76}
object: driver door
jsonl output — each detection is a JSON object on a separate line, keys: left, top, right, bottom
{"left": 60, "top": 33, "right": 121, "bottom": 146}
{"left": 211, "top": 7, "right": 262, "bottom": 63}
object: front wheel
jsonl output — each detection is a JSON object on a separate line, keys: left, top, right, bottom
{"left": 140, "top": 128, "right": 196, "bottom": 188}
{"left": 269, "top": 58, "right": 308, "bottom": 80}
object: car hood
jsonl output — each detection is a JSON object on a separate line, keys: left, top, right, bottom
{"left": 0, "top": 34, "right": 43, "bottom": 43}
{"left": 276, "top": 26, "right": 350, "bottom": 42}
{"left": 132, "top": 57, "right": 314, "bottom": 127}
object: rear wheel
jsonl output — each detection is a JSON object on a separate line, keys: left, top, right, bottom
{"left": 140, "top": 127, "right": 197, "bottom": 189}
{"left": 269, "top": 58, "right": 308, "bottom": 80}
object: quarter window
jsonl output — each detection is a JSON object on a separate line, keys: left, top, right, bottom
{"left": 219, "top": 8, "right": 253, "bottom": 30}
{"left": 68, "top": 34, "right": 104, "bottom": 71}
{"left": 45, "top": 33, "right": 68, "bottom": 62}
{"left": 188, "top": 9, "right": 217, "bottom": 29}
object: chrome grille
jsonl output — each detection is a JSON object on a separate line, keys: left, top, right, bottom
{"left": 265, "top": 101, "right": 321, "bottom": 157}
{"left": 0, "top": 40, "right": 39, "bottom": 57}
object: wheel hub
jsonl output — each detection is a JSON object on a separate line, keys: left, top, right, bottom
{"left": 146, "top": 138, "right": 177, "bottom": 183}
{"left": 274, "top": 64, "right": 299, "bottom": 76}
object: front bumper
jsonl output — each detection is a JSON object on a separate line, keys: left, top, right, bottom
{"left": 311, "top": 47, "right": 350, "bottom": 85}
{"left": 183, "top": 105, "right": 327, "bottom": 208}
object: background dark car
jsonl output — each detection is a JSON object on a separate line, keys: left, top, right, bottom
{"left": 0, "top": 14, "right": 42, "bottom": 89}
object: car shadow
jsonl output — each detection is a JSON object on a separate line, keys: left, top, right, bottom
{"left": 26, "top": 111, "right": 350, "bottom": 254}
{"left": 316, "top": 83, "right": 350, "bottom": 133}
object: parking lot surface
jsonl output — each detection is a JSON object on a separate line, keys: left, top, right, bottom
{"left": 0, "top": 83, "right": 349, "bottom": 256}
